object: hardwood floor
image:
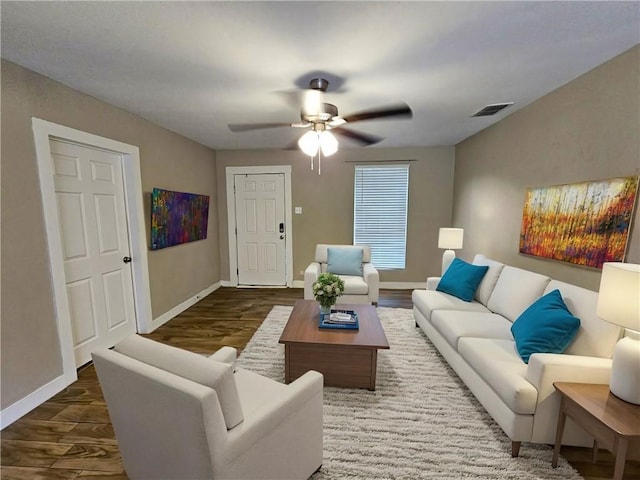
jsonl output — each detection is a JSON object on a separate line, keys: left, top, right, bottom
{"left": 2, "top": 287, "right": 637, "bottom": 479}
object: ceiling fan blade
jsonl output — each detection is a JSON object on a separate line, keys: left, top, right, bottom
{"left": 341, "top": 103, "right": 413, "bottom": 124}
{"left": 228, "top": 122, "right": 299, "bottom": 132}
{"left": 283, "top": 139, "right": 301, "bottom": 151}
{"left": 332, "top": 127, "right": 383, "bottom": 146}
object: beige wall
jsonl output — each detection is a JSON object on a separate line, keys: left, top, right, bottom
{"left": 453, "top": 46, "right": 640, "bottom": 291}
{"left": 1, "top": 60, "right": 219, "bottom": 409}
{"left": 216, "top": 146, "right": 455, "bottom": 283}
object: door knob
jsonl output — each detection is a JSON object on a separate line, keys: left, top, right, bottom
{"left": 123, "top": 256, "right": 132, "bottom": 263}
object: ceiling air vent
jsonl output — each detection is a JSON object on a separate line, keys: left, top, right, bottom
{"left": 471, "top": 102, "right": 514, "bottom": 117}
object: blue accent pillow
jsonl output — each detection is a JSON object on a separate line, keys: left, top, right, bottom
{"left": 327, "top": 247, "right": 364, "bottom": 276}
{"left": 511, "top": 289, "right": 581, "bottom": 364}
{"left": 436, "top": 258, "right": 488, "bottom": 302}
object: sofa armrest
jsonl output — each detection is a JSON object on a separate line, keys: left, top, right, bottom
{"left": 224, "top": 370, "right": 324, "bottom": 459}
{"left": 525, "top": 353, "right": 612, "bottom": 443}
{"left": 363, "top": 262, "right": 379, "bottom": 303}
{"left": 304, "top": 262, "right": 321, "bottom": 299}
{"left": 526, "top": 353, "right": 612, "bottom": 392}
{"left": 426, "top": 277, "right": 441, "bottom": 291}
{"left": 208, "top": 346, "right": 237, "bottom": 371}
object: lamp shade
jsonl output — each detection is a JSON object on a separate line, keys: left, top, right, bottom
{"left": 298, "top": 131, "right": 319, "bottom": 156}
{"left": 319, "top": 131, "right": 338, "bottom": 156}
{"left": 438, "top": 228, "right": 464, "bottom": 250}
{"left": 596, "top": 262, "right": 640, "bottom": 331}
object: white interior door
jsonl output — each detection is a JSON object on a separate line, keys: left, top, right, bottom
{"left": 50, "top": 139, "right": 136, "bottom": 367}
{"left": 234, "top": 173, "right": 286, "bottom": 285}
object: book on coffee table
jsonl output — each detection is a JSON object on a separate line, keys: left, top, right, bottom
{"left": 319, "top": 309, "right": 359, "bottom": 330}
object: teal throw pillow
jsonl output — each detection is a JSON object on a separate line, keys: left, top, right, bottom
{"left": 510, "top": 289, "right": 581, "bottom": 364}
{"left": 327, "top": 247, "right": 364, "bottom": 276}
{"left": 436, "top": 258, "right": 488, "bottom": 302}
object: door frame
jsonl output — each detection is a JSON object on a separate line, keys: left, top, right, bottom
{"left": 225, "top": 165, "right": 293, "bottom": 287}
{"left": 32, "top": 118, "right": 153, "bottom": 382}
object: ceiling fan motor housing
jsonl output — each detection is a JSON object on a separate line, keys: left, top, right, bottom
{"left": 302, "top": 103, "right": 338, "bottom": 123}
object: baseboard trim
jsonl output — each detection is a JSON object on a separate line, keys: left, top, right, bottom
{"left": 294, "top": 280, "right": 423, "bottom": 289}
{"left": 380, "top": 282, "right": 425, "bottom": 289}
{"left": 1, "top": 371, "right": 76, "bottom": 429}
{"left": 149, "top": 282, "right": 221, "bottom": 332}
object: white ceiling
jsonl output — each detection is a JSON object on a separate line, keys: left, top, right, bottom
{"left": 2, "top": 1, "right": 639, "bottom": 151}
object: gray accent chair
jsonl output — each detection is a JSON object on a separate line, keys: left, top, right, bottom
{"left": 92, "top": 335, "right": 323, "bottom": 480}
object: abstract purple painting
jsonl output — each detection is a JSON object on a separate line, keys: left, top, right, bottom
{"left": 151, "top": 188, "right": 209, "bottom": 250}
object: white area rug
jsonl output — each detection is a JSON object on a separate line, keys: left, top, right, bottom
{"left": 236, "top": 306, "right": 583, "bottom": 479}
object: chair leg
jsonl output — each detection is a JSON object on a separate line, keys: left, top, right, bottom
{"left": 511, "top": 441, "right": 521, "bottom": 457}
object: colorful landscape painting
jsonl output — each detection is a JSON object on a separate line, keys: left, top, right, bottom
{"left": 519, "top": 176, "right": 638, "bottom": 268}
{"left": 151, "top": 188, "right": 210, "bottom": 250}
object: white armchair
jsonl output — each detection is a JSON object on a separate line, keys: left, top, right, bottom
{"left": 92, "top": 335, "right": 323, "bottom": 480}
{"left": 304, "top": 244, "right": 379, "bottom": 305}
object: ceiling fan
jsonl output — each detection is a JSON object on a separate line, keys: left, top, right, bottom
{"left": 228, "top": 77, "right": 413, "bottom": 159}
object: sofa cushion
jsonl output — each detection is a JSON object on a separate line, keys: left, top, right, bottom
{"left": 327, "top": 247, "right": 363, "bottom": 276}
{"left": 233, "top": 368, "right": 287, "bottom": 418}
{"left": 412, "top": 289, "right": 490, "bottom": 322}
{"left": 544, "top": 280, "right": 622, "bottom": 358}
{"left": 472, "top": 254, "right": 505, "bottom": 306}
{"left": 339, "top": 275, "right": 369, "bottom": 295}
{"left": 458, "top": 337, "right": 538, "bottom": 414}
{"left": 511, "top": 290, "right": 581, "bottom": 363}
{"left": 115, "top": 335, "right": 243, "bottom": 429}
{"left": 431, "top": 310, "right": 514, "bottom": 350}
{"left": 436, "top": 258, "right": 489, "bottom": 302}
{"left": 486, "top": 266, "right": 550, "bottom": 322}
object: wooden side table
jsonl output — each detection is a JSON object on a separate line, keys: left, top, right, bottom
{"left": 552, "top": 382, "right": 640, "bottom": 480}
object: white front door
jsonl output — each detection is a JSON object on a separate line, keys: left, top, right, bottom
{"left": 234, "top": 173, "right": 286, "bottom": 285}
{"left": 50, "top": 139, "right": 136, "bottom": 367}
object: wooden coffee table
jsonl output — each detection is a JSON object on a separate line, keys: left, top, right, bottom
{"left": 279, "top": 300, "right": 390, "bottom": 390}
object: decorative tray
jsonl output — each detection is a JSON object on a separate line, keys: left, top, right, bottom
{"left": 319, "top": 309, "right": 359, "bottom": 330}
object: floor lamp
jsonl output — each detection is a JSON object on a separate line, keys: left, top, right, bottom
{"left": 596, "top": 262, "right": 640, "bottom": 405}
{"left": 438, "top": 228, "right": 464, "bottom": 275}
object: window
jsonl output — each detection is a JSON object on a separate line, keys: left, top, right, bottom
{"left": 353, "top": 164, "right": 409, "bottom": 269}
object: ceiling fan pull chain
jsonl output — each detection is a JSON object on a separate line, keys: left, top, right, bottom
{"left": 318, "top": 150, "right": 322, "bottom": 175}
{"left": 310, "top": 154, "right": 314, "bottom": 171}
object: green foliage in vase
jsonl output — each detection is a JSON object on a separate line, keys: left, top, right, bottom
{"left": 312, "top": 272, "right": 345, "bottom": 308}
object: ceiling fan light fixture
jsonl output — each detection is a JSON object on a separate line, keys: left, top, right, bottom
{"left": 319, "top": 130, "right": 338, "bottom": 156}
{"left": 298, "top": 130, "right": 320, "bottom": 156}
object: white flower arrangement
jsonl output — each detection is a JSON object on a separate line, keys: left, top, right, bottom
{"left": 312, "top": 272, "right": 345, "bottom": 308}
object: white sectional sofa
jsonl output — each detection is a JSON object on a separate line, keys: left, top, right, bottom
{"left": 412, "top": 254, "right": 622, "bottom": 457}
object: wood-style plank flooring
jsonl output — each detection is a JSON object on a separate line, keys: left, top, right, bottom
{"left": 2, "top": 287, "right": 638, "bottom": 479}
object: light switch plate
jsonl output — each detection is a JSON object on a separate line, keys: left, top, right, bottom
{"left": 294, "top": 207, "right": 303, "bottom": 214}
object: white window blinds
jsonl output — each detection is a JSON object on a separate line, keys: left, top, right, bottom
{"left": 353, "top": 164, "right": 409, "bottom": 269}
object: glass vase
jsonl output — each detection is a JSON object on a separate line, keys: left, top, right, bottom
{"left": 319, "top": 303, "right": 333, "bottom": 316}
